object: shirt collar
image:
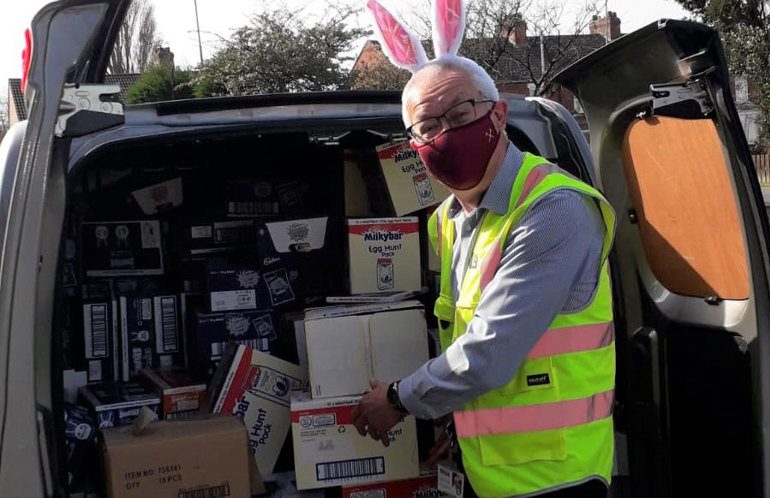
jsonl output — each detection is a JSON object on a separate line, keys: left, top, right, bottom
{"left": 447, "top": 142, "right": 526, "bottom": 219}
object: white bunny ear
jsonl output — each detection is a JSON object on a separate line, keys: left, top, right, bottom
{"left": 432, "top": 0, "right": 466, "bottom": 58}
{"left": 366, "top": 0, "right": 429, "bottom": 73}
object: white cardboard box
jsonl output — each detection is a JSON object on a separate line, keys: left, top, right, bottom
{"left": 291, "top": 390, "right": 420, "bottom": 490}
{"left": 209, "top": 345, "right": 308, "bottom": 477}
{"left": 376, "top": 141, "right": 450, "bottom": 216}
{"left": 304, "top": 301, "right": 429, "bottom": 399}
{"left": 347, "top": 218, "right": 421, "bottom": 294}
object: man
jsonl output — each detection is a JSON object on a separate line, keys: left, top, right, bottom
{"left": 351, "top": 58, "right": 617, "bottom": 498}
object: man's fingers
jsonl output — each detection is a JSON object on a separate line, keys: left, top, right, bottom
{"left": 352, "top": 408, "right": 368, "bottom": 437}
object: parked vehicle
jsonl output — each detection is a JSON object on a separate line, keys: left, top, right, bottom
{"left": 1, "top": 1, "right": 768, "bottom": 497}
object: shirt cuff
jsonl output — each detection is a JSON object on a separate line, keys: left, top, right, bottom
{"left": 397, "top": 372, "right": 431, "bottom": 420}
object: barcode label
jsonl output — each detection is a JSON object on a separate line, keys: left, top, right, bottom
{"left": 227, "top": 201, "right": 279, "bottom": 216}
{"left": 155, "top": 296, "right": 179, "bottom": 353}
{"left": 84, "top": 304, "right": 109, "bottom": 359}
{"left": 178, "top": 483, "right": 231, "bottom": 498}
{"left": 211, "top": 338, "right": 269, "bottom": 359}
{"left": 316, "top": 457, "right": 385, "bottom": 481}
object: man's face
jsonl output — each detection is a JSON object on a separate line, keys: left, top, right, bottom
{"left": 403, "top": 68, "right": 508, "bottom": 195}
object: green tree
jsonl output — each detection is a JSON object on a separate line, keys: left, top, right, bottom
{"left": 125, "top": 65, "right": 194, "bottom": 104}
{"left": 194, "top": 5, "right": 366, "bottom": 96}
{"left": 673, "top": 0, "right": 770, "bottom": 141}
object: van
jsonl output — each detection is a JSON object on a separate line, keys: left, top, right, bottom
{"left": 1, "top": 1, "right": 768, "bottom": 497}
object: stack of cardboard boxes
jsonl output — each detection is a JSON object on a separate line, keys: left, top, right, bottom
{"left": 60, "top": 139, "right": 450, "bottom": 497}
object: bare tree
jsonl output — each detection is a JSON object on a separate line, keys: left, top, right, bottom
{"left": 0, "top": 93, "right": 9, "bottom": 142}
{"left": 376, "top": 0, "right": 601, "bottom": 95}
{"left": 109, "top": 0, "right": 161, "bottom": 74}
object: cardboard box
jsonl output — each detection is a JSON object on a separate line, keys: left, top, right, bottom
{"left": 291, "top": 390, "right": 420, "bottom": 489}
{"left": 82, "top": 281, "right": 120, "bottom": 383}
{"left": 178, "top": 219, "right": 257, "bottom": 255}
{"left": 206, "top": 261, "right": 273, "bottom": 312}
{"left": 342, "top": 471, "right": 447, "bottom": 498}
{"left": 347, "top": 218, "right": 422, "bottom": 294}
{"left": 81, "top": 220, "right": 164, "bottom": 277}
{"left": 208, "top": 344, "right": 308, "bottom": 477}
{"left": 192, "top": 310, "right": 276, "bottom": 376}
{"left": 224, "top": 179, "right": 304, "bottom": 219}
{"left": 256, "top": 217, "right": 344, "bottom": 304}
{"left": 101, "top": 414, "right": 253, "bottom": 498}
{"left": 130, "top": 177, "right": 183, "bottom": 215}
{"left": 141, "top": 369, "right": 207, "bottom": 419}
{"left": 119, "top": 295, "right": 183, "bottom": 381}
{"left": 79, "top": 382, "right": 161, "bottom": 428}
{"left": 376, "top": 142, "right": 450, "bottom": 216}
{"left": 304, "top": 302, "right": 429, "bottom": 398}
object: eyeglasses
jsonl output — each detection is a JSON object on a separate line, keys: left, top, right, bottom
{"left": 407, "top": 99, "right": 495, "bottom": 144}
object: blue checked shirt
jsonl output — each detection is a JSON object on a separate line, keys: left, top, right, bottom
{"left": 398, "top": 143, "right": 607, "bottom": 419}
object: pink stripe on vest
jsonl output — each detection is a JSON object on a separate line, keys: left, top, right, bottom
{"left": 526, "top": 322, "right": 614, "bottom": 359}
{"left": 516, "top": 164, "right": 551, "bottom": 208}
{"left": 454, "top": 389, "right": 614, "bottom": 438}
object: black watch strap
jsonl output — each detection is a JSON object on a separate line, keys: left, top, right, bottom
{"left": 388, "top": 381, "right": 408, "bottom": 414}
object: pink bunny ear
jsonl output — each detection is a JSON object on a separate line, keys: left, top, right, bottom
{"left": 432, "top": 0, "right": 466, "bottom": 58}
{"left": 366, "top": 0, "right": 429, "bottom": 73}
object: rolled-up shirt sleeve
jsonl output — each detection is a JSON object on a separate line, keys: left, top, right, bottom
{"left": 398, "top": 190, "right": 605, "bottom": 419}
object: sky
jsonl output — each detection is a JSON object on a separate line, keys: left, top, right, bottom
{"left": 0, "top": 0, "right": 691, "bottom": 96}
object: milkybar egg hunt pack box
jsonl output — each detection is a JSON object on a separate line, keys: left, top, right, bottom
{"left": 347, "top": 218, "right": 421, "bottom": 294}
{"left": 376, "top": 141, "right": 450, "bottom": 216}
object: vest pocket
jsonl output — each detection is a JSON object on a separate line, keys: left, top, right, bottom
{"left": 479, "top": 428, "right": 567, "bottom": 466}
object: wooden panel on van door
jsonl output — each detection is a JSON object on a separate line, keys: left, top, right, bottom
{"left": 622, "top": 116, "right": 749, "bottom": 300}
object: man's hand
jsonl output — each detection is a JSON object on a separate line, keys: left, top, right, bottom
{"left": 351, "top": 380, "right": 404, "bottom": 447}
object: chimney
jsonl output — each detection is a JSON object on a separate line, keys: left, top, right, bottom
{"left": 153, "top": 47, "right": 175, "bottom": 68}
{"left": 589, "top": 11, "right": 621, "bottom": 41}
{"left": 501, "top": 14, "right": 528, "bottom": 45}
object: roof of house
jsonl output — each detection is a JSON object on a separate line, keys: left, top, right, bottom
{"left": 7, "top": 73, "right": 140, "bottom": 121}
{"left": 357, "top": 34, "right": 609, "bottom": 84}
{"left": 8, "top": 78, "right": 24, "bottom": 121}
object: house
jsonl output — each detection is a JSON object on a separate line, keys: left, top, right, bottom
{"left": 352, "top": 12, "right": 624, "bottom": 126}
{"left": 7, "top": 73, "right": 140, "bottom": 126}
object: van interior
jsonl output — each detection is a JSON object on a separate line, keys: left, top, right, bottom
{"left": 48, "top": 94, "right": 758, "bottom": 498}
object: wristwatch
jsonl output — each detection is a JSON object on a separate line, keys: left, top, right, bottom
{"left": 387, "top": 381, "right": 408, "bottom": 414}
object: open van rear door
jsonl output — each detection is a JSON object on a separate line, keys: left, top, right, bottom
{"left": 554, "top": 20, "right": 770, "bottom": 498}
{"left": 0, "top": 1, "right": 129, "bottom": 496}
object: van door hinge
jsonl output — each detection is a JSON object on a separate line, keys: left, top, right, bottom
{"left": 55, "top": 84, "right": 124, "bottom": 138}
{"left": 649, "top": 80, "right": 714, "bottom": 119}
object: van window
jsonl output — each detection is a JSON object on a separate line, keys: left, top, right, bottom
{"left": 622, "top": 116, "right": 749, "bottom": 300}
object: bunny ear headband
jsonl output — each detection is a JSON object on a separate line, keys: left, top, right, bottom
{"left": 365, "top": 0, "right": 466, "bottom": 73}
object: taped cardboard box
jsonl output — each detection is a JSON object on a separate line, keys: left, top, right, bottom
{"left": 347, "top": 218, "right": 422, "bottom": 294}
{"left": 81, "top": 220, "right": 164, "bottom": 277}
{"left": 291, "top": 390, "right": 420, "bottom": 490}
{"left": 141, "top": 369, "right": 207, "bottom": 420}
{"left": 101, "top": 414, "right": 257, "bottom": 498}
{"left": 208, "top": 344, "right": 308, "bottom": 478}
{"left": 376, "top": 142, "right": 450, "bottom": 216}
{"left": 342, "top": 470, "right": 448, "bottom": 498}
{"left": 304, "top": 301, "right": 429, "bottom": 398}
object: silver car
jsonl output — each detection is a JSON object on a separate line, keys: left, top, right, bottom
{"left": 1, "top": 1, "right": 769, "bottom": 496}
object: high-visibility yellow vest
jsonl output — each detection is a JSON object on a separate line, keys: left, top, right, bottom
{"left": 427, "top": 153, "right": 617, "bottom": 497}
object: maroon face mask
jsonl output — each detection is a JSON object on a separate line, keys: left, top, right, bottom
{"left": 411, "top": 110, "right": 501, "bottom": 191}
